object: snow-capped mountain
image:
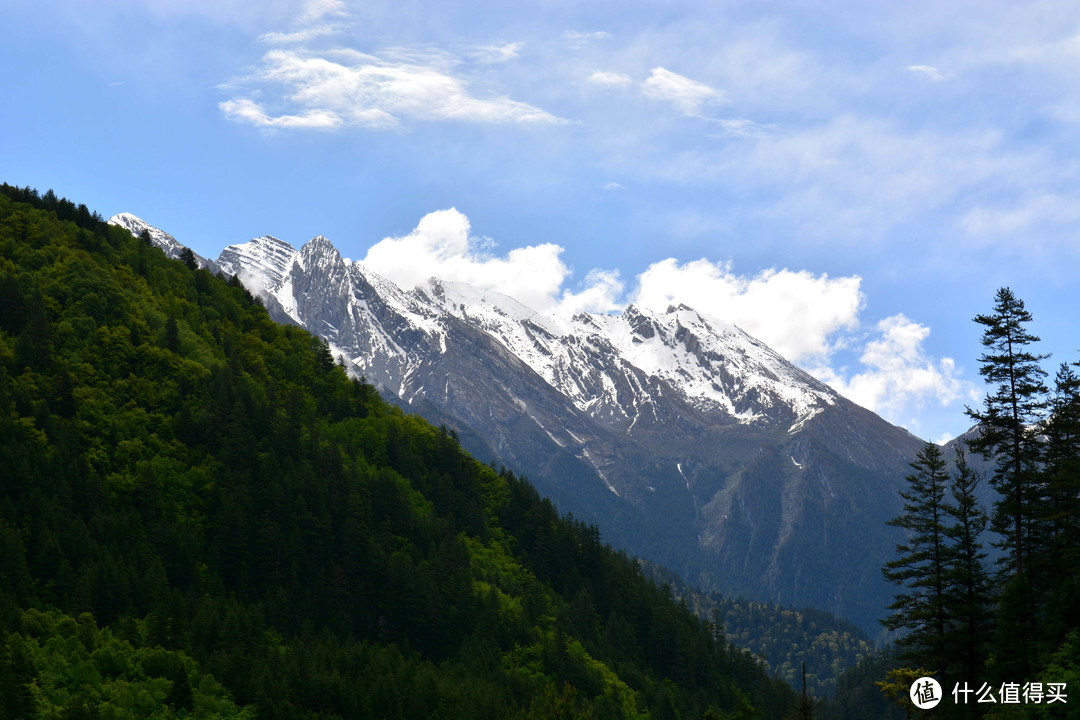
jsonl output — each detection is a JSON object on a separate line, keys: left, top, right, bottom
{"left": 117, "top": 217, "right": 926, "bottom": 631}
{"left": 216, "top": 233, "right": 838, "bottom": 435}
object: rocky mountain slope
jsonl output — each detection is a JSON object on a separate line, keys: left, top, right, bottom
{"left": 113, "top": 214, "right": 927, "bottom": 631}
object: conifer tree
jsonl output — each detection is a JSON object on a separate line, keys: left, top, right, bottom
{"left": 965, "top": 287, "right": 1048, "bottom": 580}
{"left": 941, "top": 449, "right": 990, "bottom": 686}
{"left": 178, "top": 246, "right": 198, "bottom": 271}
{"left": 881, "top": 442, "right": 953, "bottom": 672}
{"left": 1040, "top": 362, "right": 1080, "bottom": 570}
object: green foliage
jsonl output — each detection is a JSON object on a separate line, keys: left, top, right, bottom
{"left": 640, "top": 562, "right": 875, "bottom": 701}
{"left": 6, "top": 608, "right": 254, "bottom": 719}
{"left": 881, "top": 442, "right": 954, "bottom": 673}
{"left": 0, "top": 183, "right": 796, "bottom": 719}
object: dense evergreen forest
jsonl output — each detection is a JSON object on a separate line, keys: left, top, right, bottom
{"left": 0, "top": 183, "right": 798, "bottom": 718}
{"left": 642, "top": 563, "right": 874, "bottom": 702}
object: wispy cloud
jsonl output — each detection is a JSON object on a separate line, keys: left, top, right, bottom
{"left": 959, "top": 192, "right": 1080, "bottom": 245}
{"left": 907, "top": 64, "right": 949, "bottom": 81}
{"left": 219, "top": 97, "right": 346, "bottom": 129}
{"left": 468, "top": 42, "right": 524, "bottom": 63}
{"left": 258, "top": 0, "right": 349, "bottom": 44}
{"left": 641, "top": 67, "right": 726, "bottom": 115}
{"left": 259, "top": 24, "right": 342, "bottom": 44}
{"left": 586, "top": 67, "right": 728, "bottom": 120}
{"left": 298, "top": 0, "right": 348, "bottom": 24}
{"left": 564, "top": 30, "right": 612, "bottom": 48}
{"left": 223, "top": 0, "right": 557, "bottom": 131}
{"left": 588, "top": 70, "right": 634, "bottom": 87}
{"left": 221, "top": 47, "right": 564, "bottom": 130}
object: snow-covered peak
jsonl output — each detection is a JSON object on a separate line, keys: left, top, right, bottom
{"left": 585, "top": 303, "right": 837, "bottom": 424}
{"left": 108, "top": 213, "right": 216, "bottom": 270}
{"left": 216, "top": 236, "right": 298, "bottom": 295}
{"left": 398, "top": 276, "right": 836, "bottom": 428}
{"left": 419, "top": 278, "right": 567, "bottom": 337}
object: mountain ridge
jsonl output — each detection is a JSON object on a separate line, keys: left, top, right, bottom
{"left": 111, "top": 213, "right": 926, "bottom": 632}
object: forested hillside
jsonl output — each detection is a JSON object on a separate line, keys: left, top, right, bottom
{"left": 0, "top": 184, "right": 796, "bottom": 719}
{"left": 642, "top": 563, "right": 874, "bottom": 701}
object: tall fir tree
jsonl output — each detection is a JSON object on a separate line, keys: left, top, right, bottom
{"left": 965, "top": 287, "right": 1048, "bottom": 581}
{"left": 1040, "top": 362, "right": 1080, "bottom": 569}
{"left": 965, "top": 287, "right": 1050, "bottom": 681}
{"left": 178, "top": 246, "right": 198, "bottom": 271}
{"left": 941, "top": 450, "right": 990, "bottom": 692}
{"left": 881, "top": 442, "right": 953, "bottom": 673}
{"left": 1037, "top": 361, "right": 1080, "bottom": 644}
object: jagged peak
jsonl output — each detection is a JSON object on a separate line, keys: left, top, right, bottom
{"left": 302, "top": 234, "right": 336, "bottom": 250}
{"left": 300, "top": 234, "right": 341, "bottom": 258}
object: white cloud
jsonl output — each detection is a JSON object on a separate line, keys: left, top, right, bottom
{"left": 907, "top": 64, "right": 949, "bottom": 81}
{"left": 219, "top": 97, "right": 344, "bottom": 129}
{"left": 359, "top": 209, "right": 620, "bottom": 315}
{"left": 298, "top": 0, "right": 347, "bottom": 24}
{"left": 588, "top": 70, "right": 634, "bottom": 87}
{"left": 631, "top": 258, "right": 863, "bottom": 362}
{"left": 258, "top": 24, "right": 342, "bottom": 44}
{"left": 468, "top": 42, "right": 524, "bottom": 63}
{"left": 814, "top": 314, "right": 976, "bottom": 428}
{"left": 221, "top": 47, "right": 564, "bottom": 129}
{"left": 257, "top": 0, "right": 348, "bottom": 44}
{"left": 558, "top": 269, "right": 624, "bottom": 317}
{"left": 564, "top": 30, "right": 612, "bottom": 48}
{"left": 641, "top": 67, "right": 726, "bottom": 115}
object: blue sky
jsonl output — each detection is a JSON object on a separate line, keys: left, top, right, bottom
{"left": 3, "top": 0, "right": 1078, "bottom": 443}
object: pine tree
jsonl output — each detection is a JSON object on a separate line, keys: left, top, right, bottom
{"left": 941, "top": 449, "right": 990, "bottom": 688}
{"left": 1036, "top": 361, "right": 1080, "bottom": 644}
{"left": 178, "top": 246, "right": 198, "bottom": 271}
{"left": 1040, "top": 362, "right": 1080, "bottom": 570}
{"left": 965, "top": 287, "right": 1048, "bottom": 581}
{"left": 881, "top": 442, "right": 953, "bottom": 672}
